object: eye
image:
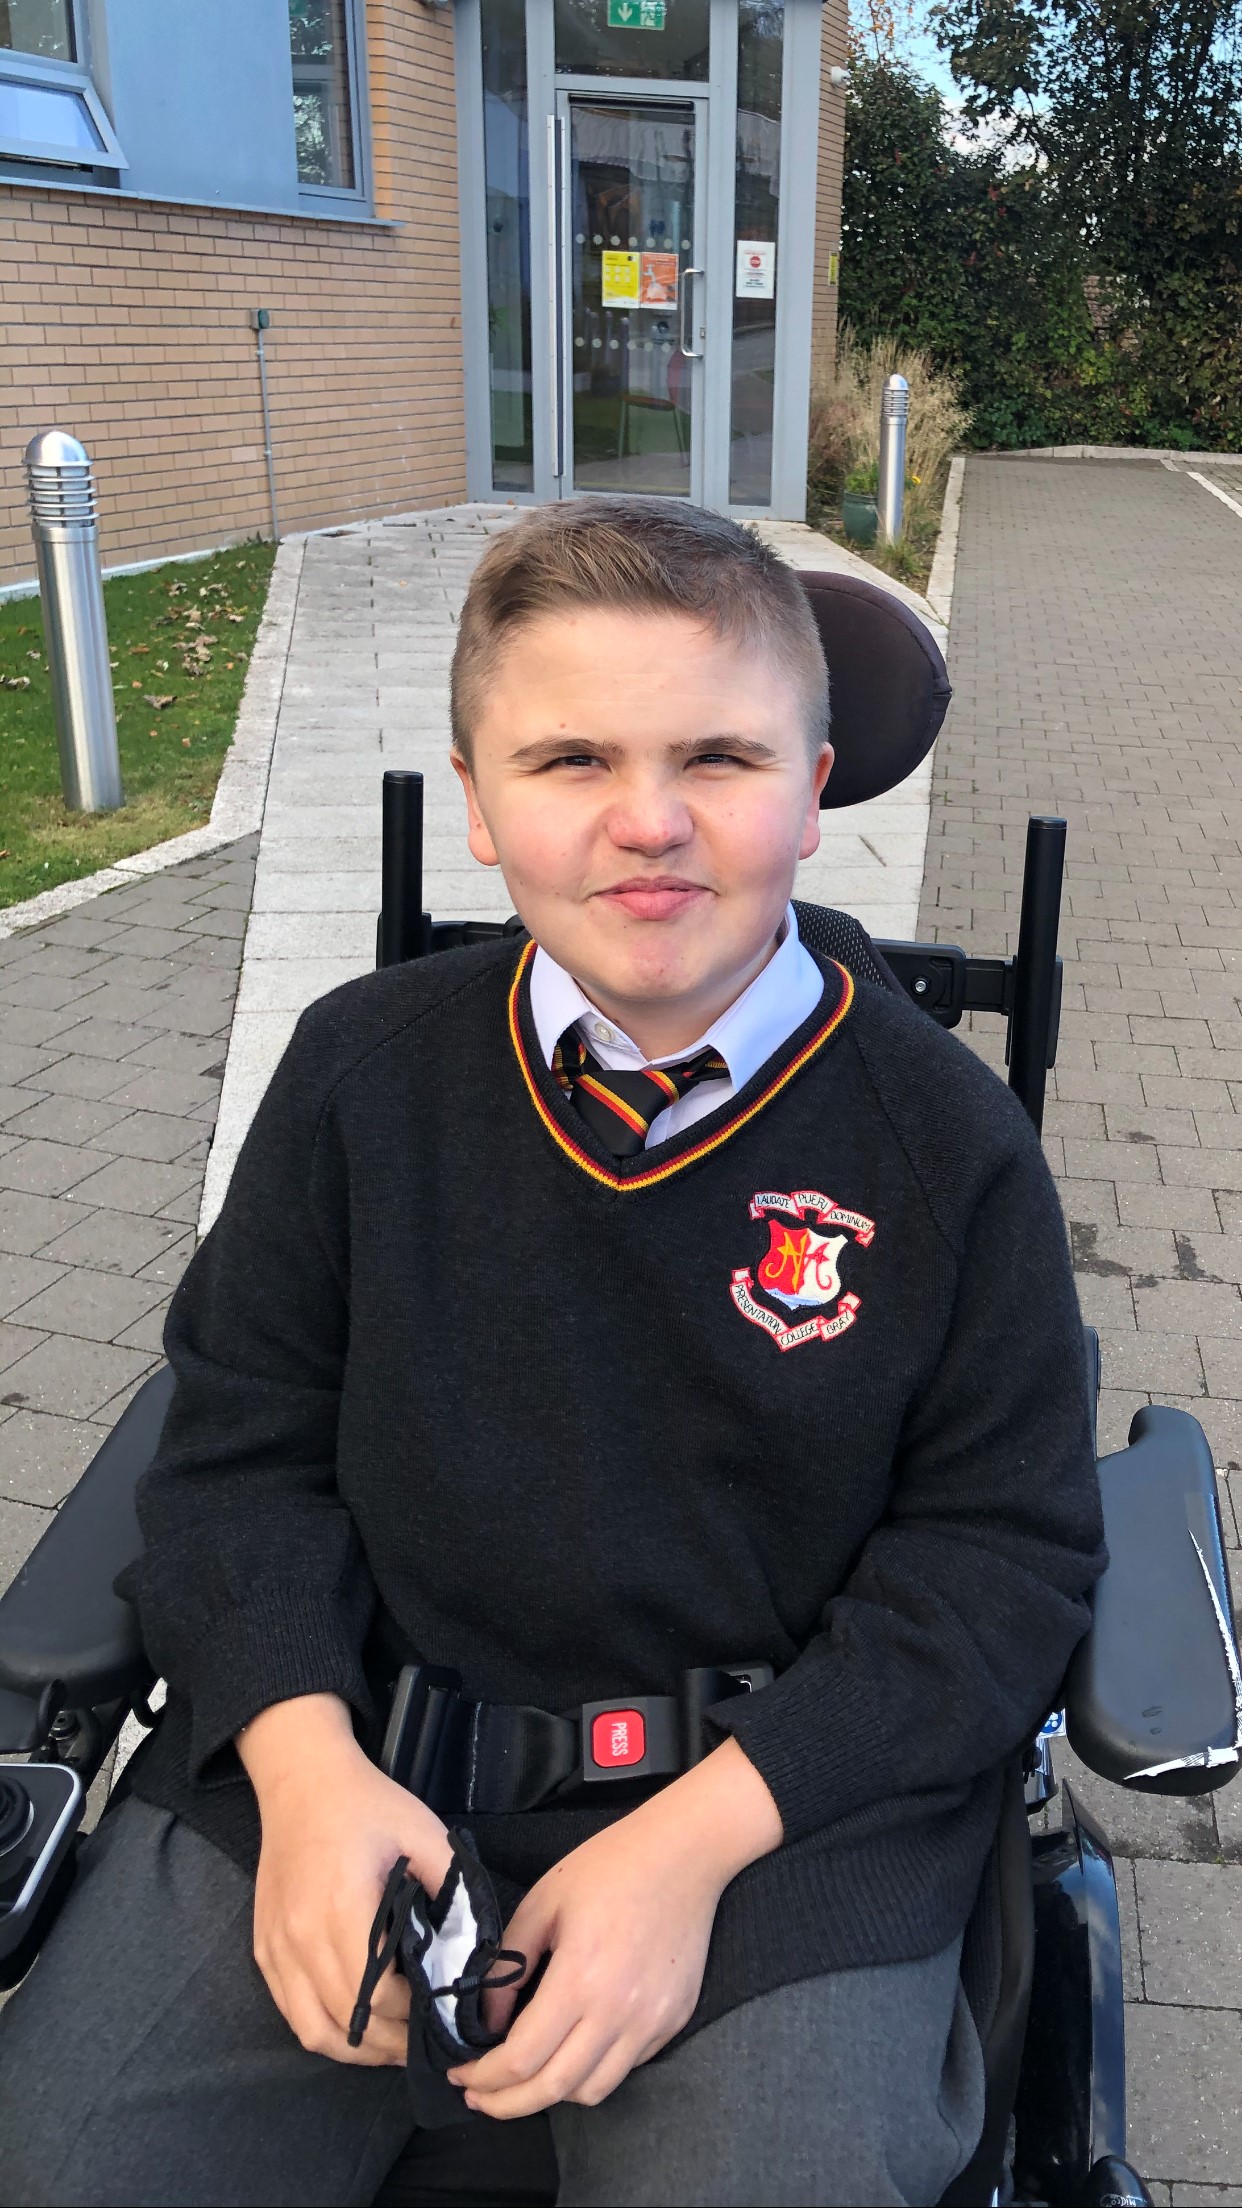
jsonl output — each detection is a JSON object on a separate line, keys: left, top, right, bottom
{"left": 534, "top": 749, "right": 605, "bottom": 771}
{"left": 689, "top": 747, "right": 752, "bottom": 768}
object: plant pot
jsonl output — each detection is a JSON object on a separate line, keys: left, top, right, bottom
{"left": 842, "top": 492, "right": 878, "bottom": 547}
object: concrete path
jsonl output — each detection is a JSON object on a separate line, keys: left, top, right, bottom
{"left": 0, "top": 837, "right": 257, "bottom": 1590}
{"left": 203, "top": 505, "right": 942, "bottom": 1227}
{"left": 922, "top": 453, "right": 1242, "bottom": 2201}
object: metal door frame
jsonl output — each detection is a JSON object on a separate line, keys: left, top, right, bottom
{"left": 553, "top": 82, "right": 709, "bottom": 504}
{"left": 457, "top": 0, "right": 821, "bottom": 517}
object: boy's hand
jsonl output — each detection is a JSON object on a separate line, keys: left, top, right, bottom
{"left": 239, "top": 1692, "right": 454, "bottom": 2068}
{"left": 450, "top": 1737, "right": 782, "bottom": 2118}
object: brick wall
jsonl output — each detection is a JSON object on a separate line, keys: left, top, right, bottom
{"left": 0, "top": 0, "right": 467, "bottom": 590}
{"left": 810, "top": 0, "right": 847, "bottom": 377}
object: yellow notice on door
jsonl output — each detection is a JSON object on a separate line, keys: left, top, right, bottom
{"left": 601, "top": 250, "right": 640, "bottom": 307}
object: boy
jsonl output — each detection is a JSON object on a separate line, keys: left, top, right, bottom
{"left": 0, "top": 500, "right": 1104, "bottom": 2208}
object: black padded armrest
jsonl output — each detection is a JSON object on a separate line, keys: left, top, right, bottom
{"left": 0, "top": 1364, "right": 171, "bottom": 1716}
{"left": 1065, "top": 1405, "right": 1242, "bottom": 1795}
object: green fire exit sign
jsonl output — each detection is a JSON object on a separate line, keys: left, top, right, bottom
{"left": 607, "top": 0, "right": 666, "bottom": 26}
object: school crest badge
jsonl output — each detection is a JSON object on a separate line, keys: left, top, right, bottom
{"left": 730, "top": 1188, "right": 875, "bottom": 1352}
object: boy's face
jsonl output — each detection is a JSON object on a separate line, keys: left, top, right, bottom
{"left": 452, "top": 607, "right": 832, "bottom": 1047}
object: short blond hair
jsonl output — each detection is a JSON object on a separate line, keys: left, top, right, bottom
{"left": 450, "top": 497, "right": 829, "bottom": 768}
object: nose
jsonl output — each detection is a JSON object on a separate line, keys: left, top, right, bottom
{"left": 606, "top": 773, "right": 693, "bottom": 856}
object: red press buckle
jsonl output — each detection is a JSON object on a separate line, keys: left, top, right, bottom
{"left": 579, "top": 1695, "right": 679, "bottom": 1785}
{"left": 590, "top": 1708, "right": 646, "bottom": 1768}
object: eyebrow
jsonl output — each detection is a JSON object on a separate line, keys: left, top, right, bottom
{"left": 506, "top": 733, "right": 782, "bottom": 766}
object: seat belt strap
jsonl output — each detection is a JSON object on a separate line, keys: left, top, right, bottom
{"left": 380, "top": 1661, "right": 773, "bottom": 1815}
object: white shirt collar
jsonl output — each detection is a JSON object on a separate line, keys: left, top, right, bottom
{"left": 529, "top": 906, "right": 823, "bottom": 1091}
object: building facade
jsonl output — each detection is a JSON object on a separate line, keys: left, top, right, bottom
{"left": 0, "top": 0, "right": 846, "bottom": 590}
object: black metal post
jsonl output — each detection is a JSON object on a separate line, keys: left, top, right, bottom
{"left": 378, "top": 770, "right": 427, "bottom": 968}
{"left": 1007, "top": 815, "right": 1067, "bottom": 1134}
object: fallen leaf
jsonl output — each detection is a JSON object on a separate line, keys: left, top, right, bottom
{"left": 182, "top": 736, "right": 191, "bottom": 746}
{"left": 26, "top": 649, "right": 41, "bottom": 660}
{"left": 0, "top": 850, "right": 9, "bottom": 859}
{"left": 1, "top": 675, "right": 31, "bottom": 690}
{"left": 130, "top": 644, "right": 150, "bottom": 656}
{"left": 143, "top": 693, "right": 176, "bottom": 709}
{"left": 155, "top": 659, "right": 170, "bottom": 671}
{"left": 131, "top": 680, "right": 142, "bottom": 689}
{"left": 225, "top": 611, "right": 244, "bottom": 623}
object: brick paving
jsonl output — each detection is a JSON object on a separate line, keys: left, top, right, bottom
{"left": 0, "top": 836, "right": 258, "bottom": 1591}
{"left": 920, "top": 454, "right": 1242, "bottom": 2201}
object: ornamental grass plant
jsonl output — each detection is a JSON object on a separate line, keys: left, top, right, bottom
{"left": 808, "top": 324, "right": 972, "bottom": 527}
{"left": 808, "top": 327, "right": 971, "bottom": 586}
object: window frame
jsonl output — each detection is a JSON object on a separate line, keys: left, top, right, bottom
{"left": 291, "top": 0, "right": 371, "bottom": 210}
{"left": 0, "top": 8, "right": 127, "bottom": 172}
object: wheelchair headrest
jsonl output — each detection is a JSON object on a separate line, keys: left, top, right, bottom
{"left": 797, "top": 571, "right": 951, "bottom": 810}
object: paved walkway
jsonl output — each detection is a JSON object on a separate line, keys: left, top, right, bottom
{"left": 922, "top": 454, "right": 1242, "bottom": 2201}
{"left": 0, "top": 838, "right": 257, "bottom": 1590}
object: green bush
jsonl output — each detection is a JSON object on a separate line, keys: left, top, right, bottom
{"left": 840, "top": 53, "right": 1242, "bottom": 450}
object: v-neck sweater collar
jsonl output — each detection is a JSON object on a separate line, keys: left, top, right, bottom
{"left": 508, "top": 936, "right": 855, "bottom": 1193}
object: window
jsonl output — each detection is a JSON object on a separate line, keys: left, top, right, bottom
{"left": 0, "top": 0, "right": 126, "bottom": 171}
{"left": 289, "top": 0, "right": 358, "bottom": 192}
{"left": 482, "top": 0, "right": 533, "bottom": 489}
{"left": 0, "top": 0, "right": 73, "bottom": 61}
{"left": 555, "top": 0, "right": 709, "bottom": 81}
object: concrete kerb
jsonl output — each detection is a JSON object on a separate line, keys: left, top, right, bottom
{"left": 926, "top": 456, "right": 965, "bottom": 628}
{"left": 0, "top": 535, "right": 305, "bottom": 942}
{"left": 986, "top": 445, "right": 1242, "bottom": 464}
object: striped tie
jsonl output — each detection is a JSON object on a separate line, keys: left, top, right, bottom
{"left": 553, "top": 1027, "right": 729, "bottom": 1158}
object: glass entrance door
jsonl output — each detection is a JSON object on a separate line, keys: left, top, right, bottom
{"left": 557, "top": 93, "right": 706, "bottom": 498}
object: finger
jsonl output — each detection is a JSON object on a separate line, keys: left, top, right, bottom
{"left": 367, "top": 1967, "right": 412, "bottom": 2023}
{"left": 464, "top": 2019, "right": 610, "bottom": 2121}
{"left": 564, "top": 2038, "right": 644, "bottom": 2108}
{"left": 479, "top": 1891, "right": 556, "bottom": 2039}
{"left": 450, "top": 1958, "right": 579, "bottom": 2094}
{"left": 482, "top": 1938, "right": 547, "bottom": 2039}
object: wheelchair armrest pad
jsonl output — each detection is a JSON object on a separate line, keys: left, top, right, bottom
{"left": 0, "top": 1364, "right": 172, "bottom": 1716}
{"left": 1065, "top": 1405, "right": 1242, "bottom": 1795}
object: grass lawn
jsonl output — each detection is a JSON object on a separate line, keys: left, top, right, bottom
{"left": 0, "top": 539, "right": 276, "bottom": 911}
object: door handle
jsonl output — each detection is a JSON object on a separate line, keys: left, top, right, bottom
{"left": 678, "top": 267, "right": 704, "bottom": 359}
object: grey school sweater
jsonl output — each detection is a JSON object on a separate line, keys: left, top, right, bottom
{"left": 123, "top": 938, "right": 1105, "bottom": 2036}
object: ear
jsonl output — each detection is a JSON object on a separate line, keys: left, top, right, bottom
{"left": 798, "top": 744, "right": 834, "bottom": 861}
{"left": 450, "top": 750, "right": 502, "bottom": 869}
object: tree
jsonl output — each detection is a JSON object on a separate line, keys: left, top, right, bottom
{"left": 930, "top": 0, "right": 1242, "bottom": 440}
{"left": 840, "top": 57, "right": 1111, "bottom": 446}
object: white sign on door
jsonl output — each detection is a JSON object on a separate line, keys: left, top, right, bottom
{"left": 735, "top": 240, "right": 776, "bottom": 299}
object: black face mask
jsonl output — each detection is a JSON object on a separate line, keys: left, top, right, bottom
{"left": 350, "top": 1830, "right": 527, "bottom": 2128}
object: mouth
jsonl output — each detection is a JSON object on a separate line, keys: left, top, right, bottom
{"left": 593, "top": 877, "right": 711, "bottom": 922}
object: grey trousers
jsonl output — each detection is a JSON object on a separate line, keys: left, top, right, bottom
{"left": 0, "top": 1797, "right": 983, "bottom": 2208}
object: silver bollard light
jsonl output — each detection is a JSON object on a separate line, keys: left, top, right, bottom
{"left": 877, "top": 373, "right": 910, "bottom": 545}
{"left": 23, "top": 429, "right": 123, "bottom": 813}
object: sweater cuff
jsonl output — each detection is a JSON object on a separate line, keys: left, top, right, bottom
{"left": 185, "top": 1586, "right": 374, "bottom": 1786}
{"left": 711, "top": 1673, "right": 868, "bottom": 1845}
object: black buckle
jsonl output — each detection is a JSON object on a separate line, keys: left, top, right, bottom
{"left": 573, "top": 1695, "right": 681, "bottom": 1788}
{"left": 380, "top": 1663, "right": 463, "bottom": 1795}
{"left": 383, "top": 1660, "right": 775, "bottom": 1811}
{"left": 678, "top": 1662, "right": 774, "bottom": 1767}
{"left": 574, "top": 1663, "right": 775, "bottom": 1789}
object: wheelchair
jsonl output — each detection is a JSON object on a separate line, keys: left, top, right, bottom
{"left": 2, "top": 568, "right": 1239, "bottom": 2208}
